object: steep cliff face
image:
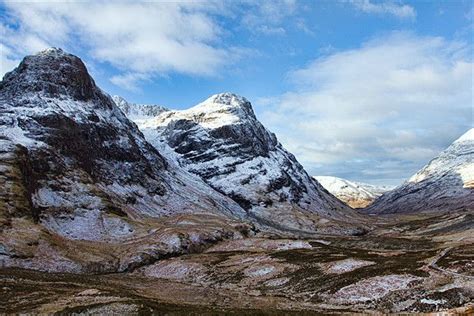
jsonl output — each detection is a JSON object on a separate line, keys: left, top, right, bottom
{"left": 0, "top": 48, "right": 250, "bottom": 273}
{"left": 365, "top": 129, "right": 474, "bottom": 214}
{"left": 314, "top": 176, "right": 392, "bottom": 208}
{"left": 118, "top": 93, "right": 367, "bottom": 235}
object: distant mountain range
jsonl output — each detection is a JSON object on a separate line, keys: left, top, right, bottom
{"left": 313, "top": 176, "right": 392, "bottom": 208}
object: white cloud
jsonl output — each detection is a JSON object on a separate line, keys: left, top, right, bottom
{"left": 348, "top": 0, "right": 416, "bottom": 19}
{"left": 110, "top": 73, "right": 151, "bottom": 93}
{"left": 257, "top": 32, "right": 473, "bottom": 185}
{"left": 1, "top": 44, "right": 21, "bottom": 79}
{"left": 239, "top": 0, "right": 298, "bottom": 35}
{"left": 0, "top": 1, "right": 243, "bottom": 88}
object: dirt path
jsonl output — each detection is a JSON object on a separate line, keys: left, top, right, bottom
{"left": 428, "top": 247, "right": 474, "bottom": 280}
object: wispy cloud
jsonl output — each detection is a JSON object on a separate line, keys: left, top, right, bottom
{"left": 258, "top": 32, "right": 472, "bottom": 185}
{"left": 238, "top": 0, "right": 298, "bottom": 36}
{"left": 110, "top": 73, "right": 151, "bottom": 93}
{"left": 347, "top": 0, "right": 416, "bottom": 19}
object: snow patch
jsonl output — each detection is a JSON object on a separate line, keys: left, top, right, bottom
{"left": 320, "top": 258, "right": 375, "bottom": 274}
{"left": 245, "top": 265, "right": 276, "bottom": 277}
{"left": 420, "top": 298, "right": 447, "bottom": 305}
{"left": 333, "top": 274, "right": 421, "bottom": 303}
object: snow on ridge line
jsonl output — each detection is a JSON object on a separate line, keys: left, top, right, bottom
{"left": 197, "top": 92, "right": 250, "bottom": 107}
{"left": 454, "top": 128, "right": 474, "bottom": 143}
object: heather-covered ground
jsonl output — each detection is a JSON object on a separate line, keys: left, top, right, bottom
{"left": 2, "top": 211, "right": 473, "bottom": 314}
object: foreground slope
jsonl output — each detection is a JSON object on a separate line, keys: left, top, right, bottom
{"left": 314, "top": 176, "right": 391, "bottom": 208}
{"left": 365, "top": 129, "right": 474, "bottom": 214}
{"left": 117, "top": 93, "right": 367, "bottom": 235}
{"left": 3, "top": 209, "right": 473, "bottom": 314}
{"left": 0, "top": 48, "right": 251, "bottom": 272}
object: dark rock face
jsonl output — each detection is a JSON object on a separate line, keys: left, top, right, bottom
{"left": 0, "top": 48, "right": 168, "bottom": 201}
{"left": 1, "top": 48, "right": 99, "bottom": 102}
{"left": 32, "top": 113, "right": 166, "bottom": 186}
{"left": 0, "top": 142, "right": 39, "bottom": 224}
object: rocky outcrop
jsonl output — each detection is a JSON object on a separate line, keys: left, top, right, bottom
{"left": 365, "top": 129, "right": 474, "bottom": 214}
{"left": 314, "top": 176, "right": 391, "bottom": 208}
{"left": 118, "top": 93, "right": 367, "bottom": 235}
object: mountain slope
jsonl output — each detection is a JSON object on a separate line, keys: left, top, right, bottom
{"left": 314, "top": 176, "right": 391, "bottom": 208}
{"left": 365, "top": 129, "right": 474, "bottom": 214}
{"left": 0, "top": 48, "right": 251, "bottom": 273}
{"left": 118, "top": 93, "right": 367, "bottom": 235}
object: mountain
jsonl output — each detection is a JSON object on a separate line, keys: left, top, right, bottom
{"left": 112, "top": 95, "right": 168, "bottom": 120}
{"left": 313, "top": 176, "right": 392, "bottom": 208}
{"left": 116, "top": 93, "right": 367, "bottom": 235}
{"left": 365, "top": 129, "right": 474, "bottom": 214}
{"left": 0, "top": 48, "right": 251, "bottom": 273}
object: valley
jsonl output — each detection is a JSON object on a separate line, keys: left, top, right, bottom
{"left": 0, "top": 48, "right": 472, "bottom": 315}
{"left": 2, "top": 210, "right": 473, "bottom": 314}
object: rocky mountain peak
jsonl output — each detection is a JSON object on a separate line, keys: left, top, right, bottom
{"left": 193, "top": 92, "right": 257, "bottom": 121}
{"left": 1, "top": 47, "right": 98, "bottom": 102}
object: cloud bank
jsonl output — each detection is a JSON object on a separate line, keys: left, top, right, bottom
{"left": 259, "top": 32, "right": 472, "bottom": 185}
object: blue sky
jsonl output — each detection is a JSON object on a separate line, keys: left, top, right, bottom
{"left": 1, "top": 0, "right": 473, "bottom": 185}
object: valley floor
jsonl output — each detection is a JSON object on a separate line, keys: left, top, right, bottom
{"left": 1, "top": 211, "right": 473, "bottom": 315}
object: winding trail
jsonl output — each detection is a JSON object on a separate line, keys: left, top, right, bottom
{"left": 428, "top": 247, "right": 474, "bottom": 280}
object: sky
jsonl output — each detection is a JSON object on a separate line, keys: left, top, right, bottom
{"left": 1, "top": 0, "right": 473, "bottom": 186}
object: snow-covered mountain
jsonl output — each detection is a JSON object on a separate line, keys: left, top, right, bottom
{"left": 118, "top": 93, "right": 367, "bottom": 235}
{"left": 365, "top": 129, "right": 474, "bottom": 214}
{"left": 314, "top": 176, "right": 391, "bottom": 208}
{"left": 0, "top": 48, "right": 252, "bottom": 272}
{"left": 112, "top": 95, "right": 168, "bottom": 121}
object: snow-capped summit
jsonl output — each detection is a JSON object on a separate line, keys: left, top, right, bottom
{"left": 454, "top": 127, "right": 474, "bottom": 143}
{"left": 37, "top": 47, "right": 67, "bottom": 57}
{"left": 192, "top": 93, "right": 256, "bottom": 123}
{"left": 365, "top": 128, "right": 474, "bottom": 214}
{"left": 148, "top": 92, "right": 258, "bottom": 130}
{"left": 122, "top": 93, "right": 367, "bottom": 235}
{"left": 198, "top": 92, "right": 251, "bottom": 109}
{"left": 314, "top": 176, "right": 392, "bottom": 208}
